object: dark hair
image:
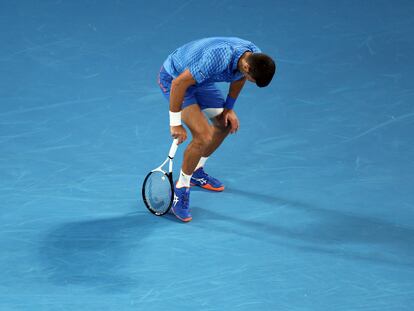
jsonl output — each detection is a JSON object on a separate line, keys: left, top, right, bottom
{"left": 247, "top": 53, "right": 276, "bottom": 87}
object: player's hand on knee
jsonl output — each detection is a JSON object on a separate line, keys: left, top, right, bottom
{"left": 223, "top": 109, "right": 239, "bottom": 134}
{"left": 170, "top": 125, "right": 187, "bottom": 144}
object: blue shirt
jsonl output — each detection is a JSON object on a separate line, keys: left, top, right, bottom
{"left": 163, "top": 37, "right": 261, "bottom": 84}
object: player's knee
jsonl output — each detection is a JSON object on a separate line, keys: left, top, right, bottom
{"left": 199, "top": 132, "right": 213, "bottom": 146}
{"left": 215, "top": 122, "right": 231, "bottom": 134}
{"left": 194, "top": 131, "right": 213, "bottom": 148}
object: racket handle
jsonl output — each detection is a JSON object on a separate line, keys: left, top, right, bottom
{"left": 168, "top": 139, "right": 179, "bottom": 159}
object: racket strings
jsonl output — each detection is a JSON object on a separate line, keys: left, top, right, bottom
{"left": 144, "top": 171, "right": 172, "bottom": 214}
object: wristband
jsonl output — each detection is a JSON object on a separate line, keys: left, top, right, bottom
{"left": 169, "top": 111, "right": 182, "bottom": 126}
{"left": 224, "top": 94, "right": 236, "bottom": 110}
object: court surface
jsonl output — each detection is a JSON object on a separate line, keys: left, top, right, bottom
{"left": 1, "top": 1, "right": 413, "bottom": 310}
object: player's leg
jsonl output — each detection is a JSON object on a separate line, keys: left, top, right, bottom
{"left": 189, "top": 84, "right": 230, "bottom": 191}
{"left": 203, "top": 108, "right": 231, "bottom": 157}
{"left": 181, "top": 104, "right": 213, "bottom": 175}
{"left": 169, "top": 103, "right": 212, "bottom": 222}
{"left": 195, "top": 84, "right": 232, "bottom": 158}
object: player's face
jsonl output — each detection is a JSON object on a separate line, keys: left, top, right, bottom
{"left": 242, "top": 62, "right": 255, "bottom": 83}
{"left": 245, "top": 73, "right": 256, "bottom": 83}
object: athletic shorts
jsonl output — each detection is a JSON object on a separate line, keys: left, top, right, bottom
{"left": 158, "top": 66, "right": 225, "bottom": 118}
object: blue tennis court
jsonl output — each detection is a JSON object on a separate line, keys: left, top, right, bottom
{"left": 1, "top": 1, "right": 413, "bottom": 310}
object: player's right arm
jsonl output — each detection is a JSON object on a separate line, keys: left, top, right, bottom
{"left": 169, "top": 69, "right": 196, "bottom": 144}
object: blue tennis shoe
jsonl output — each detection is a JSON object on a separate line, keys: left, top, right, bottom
{"left": 190, "top": 167, "right": 224, "bottom": 192}
{"left": 171, "top": 184, "right": 192, "bottom": 222}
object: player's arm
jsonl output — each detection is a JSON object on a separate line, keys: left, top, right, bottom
{"left": 228, "top": 77, "right": 247, "bottom": 100}
{"left": 221, "top": 77, "right": 246, "bottom": 134}
{"left": 169, "top": 69, "right": 196, "bottom": 144}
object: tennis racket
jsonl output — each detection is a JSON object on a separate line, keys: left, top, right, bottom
{"left": 142, "top": 139, "right": 179, "bottom": 216}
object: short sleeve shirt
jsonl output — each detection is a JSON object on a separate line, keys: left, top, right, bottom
{"left": 163, "top": 37, "right": 261, "bottom": 84}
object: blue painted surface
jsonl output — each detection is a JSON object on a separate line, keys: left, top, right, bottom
{"left": 1, "top": 1, "right": 413, "bottom": 310}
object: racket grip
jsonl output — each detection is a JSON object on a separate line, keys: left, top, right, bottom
{"left": 168, "top": 139, "right": 179, "bottom": 159}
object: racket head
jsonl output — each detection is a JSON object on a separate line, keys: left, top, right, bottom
{"left": 142, "top": 169, "right": 174, "bottom": 216}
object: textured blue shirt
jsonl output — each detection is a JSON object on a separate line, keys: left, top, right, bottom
{"left": 163, "top": 37, "right": 261, "bottom": 84}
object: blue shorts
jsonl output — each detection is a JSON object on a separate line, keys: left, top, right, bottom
{"left": 158, "top": 67, "right": 225, "bottom": 110}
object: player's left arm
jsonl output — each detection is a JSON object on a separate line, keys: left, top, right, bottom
{"left": 221, "top": 77, "right": 246, "bottom": 134}
{"left": 228, "top": 77, "right": 247, "bottom": 100}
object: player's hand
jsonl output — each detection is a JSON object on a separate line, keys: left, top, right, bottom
{"left": 223, "top": 109, "right": 239, "bottom": 134}
{"left": 170, "top": 125, "right": 187, "bottom": 144}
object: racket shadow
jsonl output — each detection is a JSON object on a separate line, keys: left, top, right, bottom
{"left": 39, "top": 212, "right": 158, "bottom": 292}
{"left": 199, "top": 188, "right": 414, "bottom": 269}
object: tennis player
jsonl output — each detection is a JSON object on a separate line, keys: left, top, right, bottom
{"left": 158, "top": 37, "right": 276, "bottom": 222}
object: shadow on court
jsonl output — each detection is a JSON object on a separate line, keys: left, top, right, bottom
{"left": 199, "top": 188, "right": 414, "bottom": 269}
{"left": 39, "top": 211, "right": 157, "bottom": 292}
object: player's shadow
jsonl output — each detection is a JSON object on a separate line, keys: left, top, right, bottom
{"left": 39, "top": 211, "right": 158, "bottom": 292}
{"left": 199, "top": 188, "right": 414, "bottom": 269}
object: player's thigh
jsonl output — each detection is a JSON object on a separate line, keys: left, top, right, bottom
{"left": 182, "top": 104, "right": 212, "bottom": 143}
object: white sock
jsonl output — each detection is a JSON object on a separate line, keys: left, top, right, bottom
{"left": 176, "top": 170, "right": 192, "bottom": 188}
{"left": 196, "top": 157, "right": 209, "bottom": 170}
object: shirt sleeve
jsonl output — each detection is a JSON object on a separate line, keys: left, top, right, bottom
{"left": 189, "top": 47, "right": 232, "bottom": 84}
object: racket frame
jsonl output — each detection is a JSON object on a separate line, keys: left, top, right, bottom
{"left": 142, "top": 139, "right": 179, "bottom": 216}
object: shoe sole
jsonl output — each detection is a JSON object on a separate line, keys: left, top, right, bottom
{"left": 171, "top": 207, "right": 192, "bottom": 222}
{"left": 190, "top": 183, "right": 225, "bottom": 192}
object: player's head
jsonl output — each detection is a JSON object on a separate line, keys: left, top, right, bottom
{"left": 245, "top": 53, "right": 276, "bottom": 87}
